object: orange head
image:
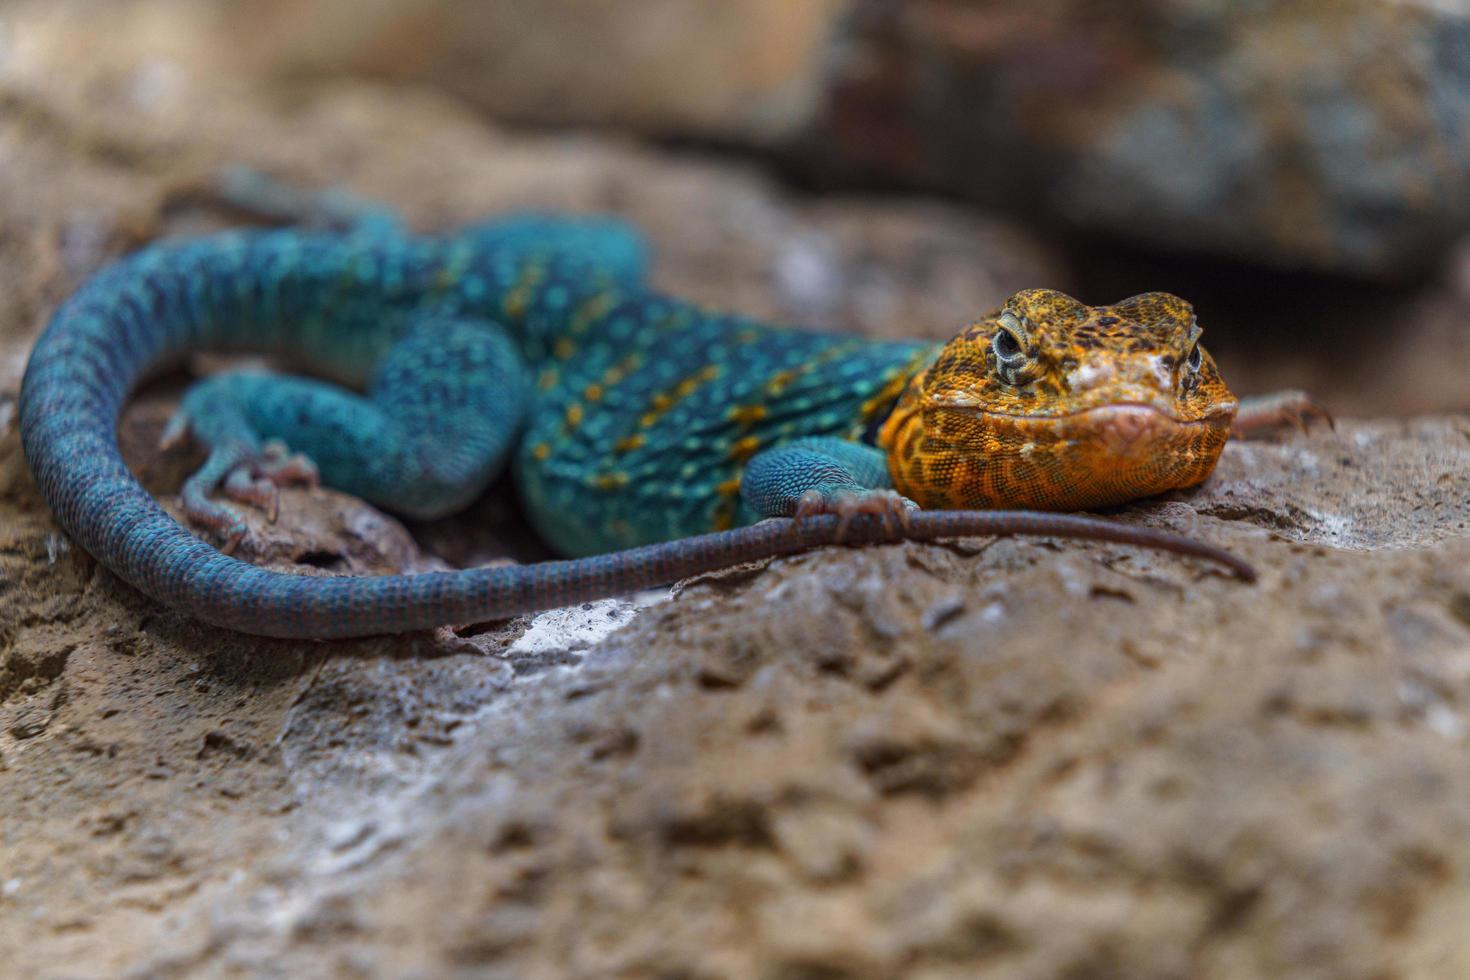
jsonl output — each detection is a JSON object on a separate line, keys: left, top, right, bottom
{"left": 878, "top": 288, "right": 1239, "bottom": 511}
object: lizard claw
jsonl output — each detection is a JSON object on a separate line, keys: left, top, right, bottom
{"left": 223, "top": 468, "right": 280, "bottom": 522}
{"left": 793, "top": 488, "right": 918, "bottom": 542}
{"left": 158, "top": 411, "right": 193, "bottom": 452}
{"left": 1231, "top": 390, "right": 1333, "bottom": 438}
{"left": 258, "top": 439, "right": 320, "bottom": 488}
{"left": 175, "top": 439, "right": 320, "bottom": 549}
{"left": 219, "top": 524, "right": 248, "bottom": 556}
{"left": 181, "top": 476, "right": 250, "bottom": 553}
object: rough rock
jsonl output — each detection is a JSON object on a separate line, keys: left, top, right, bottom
{"left": 3, "top": 11, "right": 1470, "bottom": 980}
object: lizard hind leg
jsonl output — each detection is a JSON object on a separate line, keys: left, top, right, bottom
{"left": 455, "top": 215, "right": 650, "bottom": 286}
{"left": 363, "top": 315, "right": 533, "bottom": 517}
{"left": 214, "top": 165, "right": 403, "bottom": 235}
{"left": 167, "top": 418, "right": 320, "bottom": 554}
{"left": 168, "top": 384, "right": 323, "bottom": 552}
{"left": 165, "top": 315, "right": 531, "bottom": 549}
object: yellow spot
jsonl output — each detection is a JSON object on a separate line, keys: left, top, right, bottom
{"left": 553, "top": 338, "right": 576, "bottom": 360}
{"left": 766, "top": 369, "right": 799, "bottom": 395}
{"left": 727, "top": 404, "right": 767, "bottom": 426}
{"left": 698, "top": 364, "right": 721, "bottom": 382}
{"left": 716, "top": 478, "right": 742, "bottom": 497}
{"left": 674, "top": 377, "right": 701, "bottom": 398}
{"left": 432, "top": 240, "right": 473, "bottom": 292}
{"left": 565, "top": 404, "right": 584, "bottom": 427}
{"left": 583, "top": 383, "right": 604, "bottom": 402}
{"left": 602, "top": 353, "right": 641, "bottom": 387}
{"left": 503, "top": 262, "right": 546, "bottom": 319}
{"left": 531, "top": 443, "right": 552, "bottom": 461}
{"left": 860, "top": 369, "right": 909, "bottom": 419}
{"left": 729, "top": 436, "right": 762, "bottom": 462}
{"left": 712, "top": 509, "right": 736, "bottom": 532}
{"left": 538, "top": 369, "right": 559, "bottom": 391}
{"left": 651, "top": 393, "right": 674, "bottom": 411}
{"left": 593, "top": 473, "right": 630, "bottom": 491}
{"left": 639, "top": 412, "right": 659, "bottom": 428}
{"left": 615, "top": 434, "right": 646, "bottom": 453}
{"left": 571, "top": 291, "right": 619, "bottom": 334}
{"left": 768, "top": 341, "right": 858, "bottom": 399}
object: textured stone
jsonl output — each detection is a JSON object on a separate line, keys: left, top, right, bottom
{"left": 3, "top": 12, "right": 1470, "bottom": 979}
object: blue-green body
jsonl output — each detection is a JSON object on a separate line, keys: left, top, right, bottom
{"left": 145, "top": 217, "right": 931, "bottom": 555}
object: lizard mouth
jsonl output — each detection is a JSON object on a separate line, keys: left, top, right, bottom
{"left": 892, "top": 398, "right": 1237, "bottom": 511}
{"left": 1064, "top": 403, "right": 1223, "bottom": 454}
{"left": 984, "top": 402, "right": 1233, "bottom": 457}
{"left": 940, "top": 399, "right": 1236, "bottom": 426}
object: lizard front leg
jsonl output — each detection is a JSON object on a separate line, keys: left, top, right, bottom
{"left": 165, "top": 315, "right": 531, "bottom": 551}
{"left": 1231, "top": 390, "right": 1333, "bottom": 437}
{"left": 740, "top": 437, "right": 914, "bottom": 537}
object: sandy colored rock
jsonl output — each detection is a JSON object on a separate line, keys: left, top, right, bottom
{"left": 2, "top": 11, "right": 1470, "bottom": 980}
{"left": 2, "top": 0, "right": 842, "bottom": 144}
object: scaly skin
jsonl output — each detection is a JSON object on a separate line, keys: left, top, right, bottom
{"left": 881, "top": 289, "right": 1238, "bottom": 510}
{"left": 19, "top": 198, "right": 1268, "bottom": 640}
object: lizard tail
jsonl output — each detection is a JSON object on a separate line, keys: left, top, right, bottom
{"left": 20, "top": 235, "right": 1253, "bottom": 640}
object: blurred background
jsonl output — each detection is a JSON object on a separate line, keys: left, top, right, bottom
{"left": 3, "top": 0, "right": 1469, "bottom": 414}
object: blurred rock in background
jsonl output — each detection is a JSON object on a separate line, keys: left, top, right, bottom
{"left": 38, "top": 0, "right": 1470, "bottom": 279}
{"left": 813, "top": 0, "right": 1470, "bottom": 277}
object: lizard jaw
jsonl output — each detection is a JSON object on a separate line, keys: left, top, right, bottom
{"left": 886, "top": 401, "right": 1236, "bottom": 511}
{"left": 1056, "top": 402, "right": 1235, "bottom": 459}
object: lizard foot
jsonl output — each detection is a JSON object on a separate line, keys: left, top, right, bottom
{"left": 177, "top": 438, "right": 320, "bottom": 553}
{"left": 1231, "top": 390, "right": 1333, "bottom": 438}
{"left": 218, "top": 441, "right": 319, "bottom": 520}
{"left": 794, "top": 488, "right": 918, "bottom": 541}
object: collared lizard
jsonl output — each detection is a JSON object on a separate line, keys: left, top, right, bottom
{"left": 19, "top": 180, "right": 1314, "bottom": 639}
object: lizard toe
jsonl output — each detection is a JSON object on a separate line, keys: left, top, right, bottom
{"left": 257, "top": 440, "right": 320, "bottom": 488}
{"left": 178, "top": 438, "right": 319, "bottom": 545}
{"left": 1232, "top": 390, "right": 1334, "bottom": 438}
{"left": 181, "top": 475, "right": 251, "bottom": 550}
{"left": 793, "top": 487, "right": 919, "bottom": 541}
{"left": 223, "top": 468, "right": 280, "bottom": 523}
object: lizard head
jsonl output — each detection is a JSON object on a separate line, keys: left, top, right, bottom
{"left": 878, "top": 288, "right": 1239, "bottom": 511}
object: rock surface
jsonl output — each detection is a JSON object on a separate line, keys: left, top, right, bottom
{"left": 3, "top": 11, "right": 1470, "bottom": 980}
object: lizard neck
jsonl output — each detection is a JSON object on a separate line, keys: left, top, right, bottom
{"left": 860, "top": 346, "right": 940, "bottom": 446}
{"left": 875, "top": 366, "right": 928, "bottom": 492}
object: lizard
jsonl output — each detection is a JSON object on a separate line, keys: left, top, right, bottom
{"left": 18, "top": 177, "right": 1313, "bottom": 640}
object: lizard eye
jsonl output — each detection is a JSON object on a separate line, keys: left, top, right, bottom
{"left": 1185, "top": 341, "right": 1202, "bottom": 373}
{"left": 992, "top": 312, "right": 1028, "bottom": 367}
{"left": 994, "top": 328, "right": 1022, "bottom": 360}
